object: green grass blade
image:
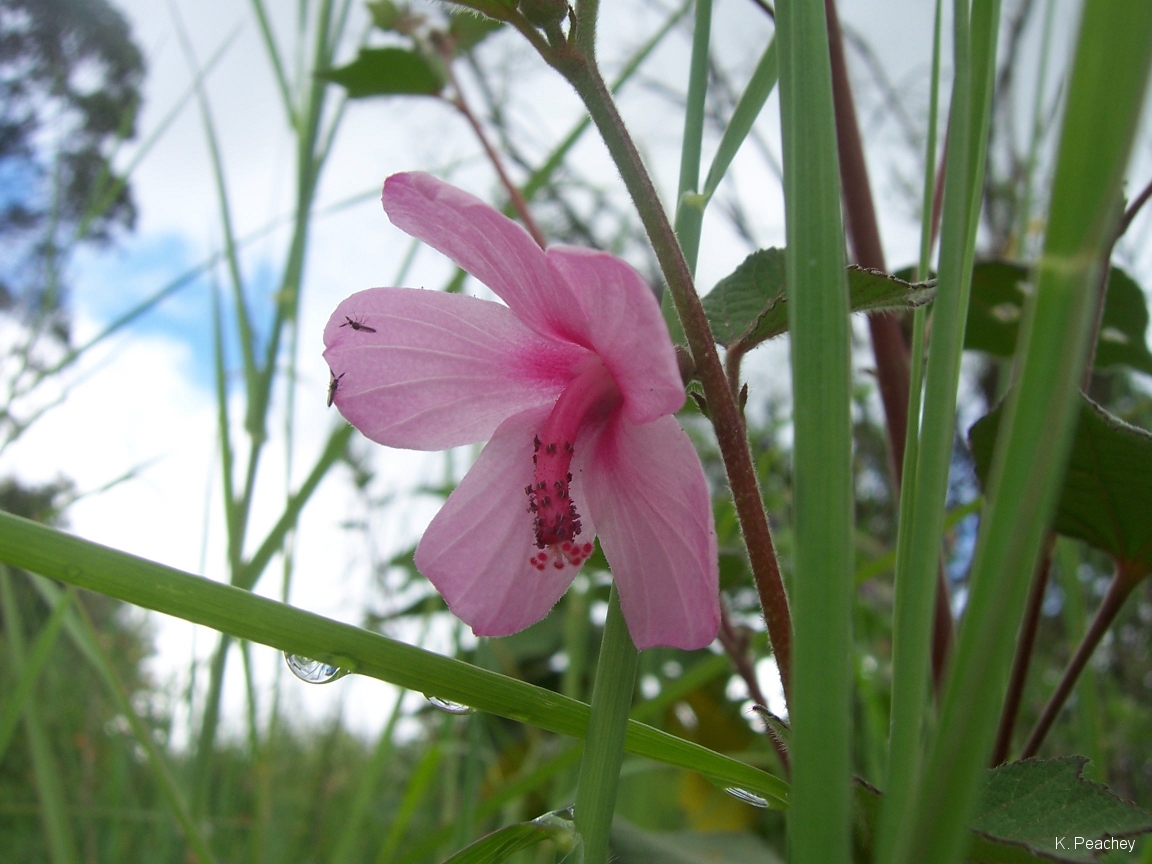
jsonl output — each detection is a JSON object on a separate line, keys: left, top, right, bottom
{"left": 0, "top": 567, "right": 79, "bottom": 864}
{"left": 172, "top": 8, "right": 259, "bottom": 408}
{"left": 671, "top": 0, "right": 712, "bottom": 280}
{"left": 392, "top": 652, "right": 732, "bottom": 864}
{"left": 670, "top": 30, "right": 779, "bottom": 339}
{"left": 31, "top": 580, "right": 221, "bottom": 864}
{"left": 777, "top": 0, "right": 854, "bottom": 860}
{"left": 236, "top": 424, "right": 354, "bottom": 589}
{"left": 249, "top": 0, "right": 298, "bottom": 128}
{"left": 701, "top": 38, "right": 778, "bottom": 206}
{"left": 0, "top": 511, "right": 790, "bottom": 807}
{"left": 441, "top": 809, "right": 576, "bottom": 864}
{"left": 521, "top": 0, "right": 692, "bottom": 205}
{"left": 573, "top": 586, "right": 639, "bottom": 863}
{"left": 376, "top": 744, "right": 443, "bottom": 864}
{"left": 877, "top": 0, "right": 982, "bottom": 858}
{"left": 326, "top": 693, "right": 406, "bottom": 864}
{"left": 76, "top": 26, "right": 242, "bottom": 246}
{"left": 903, "top": 1, "right": 1152, "bottom": 861}
{"left": 0, "top": 589, "right": 69, "bottom": 764}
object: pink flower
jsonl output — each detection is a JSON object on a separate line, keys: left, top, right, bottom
{"left": 323, "top": 172, "right": 719, "bottom": 650}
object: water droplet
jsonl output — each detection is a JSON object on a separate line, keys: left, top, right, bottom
{"left": 424, "top": 694, "right": 475, "bottom": 715}
{"left": 284, "top": 653, "right": 349, "bottom": 684}
{"left": 533, "top": 807, "right": 577, "bottom": 850}
{"left": 724, "top": 787, "right": 770, "bottom": 808}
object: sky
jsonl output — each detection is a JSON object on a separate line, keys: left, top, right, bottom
{"left": 3, "top": 0, "right": 1151, "bottom": 745}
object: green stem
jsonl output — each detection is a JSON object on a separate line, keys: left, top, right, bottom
{"left": 672, "top": 0, "right": 712, "bottom": 278}
{"left": 777, "top": 0, "right": 854, "bottom": 860}
{"left": 878, "top": 0, "right": 978, "bottom": 857}
{"left": 0, "top": 567, "right": 79, "bottom": 864}
{"left": 0, "top": 510, "right": 789, "bottom": 806}
{"left": 551, "top": 20, "right": 793, "bottom": 707}
{"left": 573, "top": 585, "right": 638, "bottom": 864}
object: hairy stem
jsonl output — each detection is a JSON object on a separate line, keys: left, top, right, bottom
{"left": 549, "top": 36, "right": 794, "bottom": 704}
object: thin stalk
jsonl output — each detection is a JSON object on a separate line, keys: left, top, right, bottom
{"left": 0, "top": 509, "right": 790, "bottom": 806}
{"left": 48, "top": 581, "right": 220, "bottom": 864}
{"left": 0, "top": 567, "right": 79, "bottom": 864}
{"left": 1054, "top": 538, "right": 1103, "bottom": 780}
{"left": 990, "top": 536, "right": 1055, "bottom": 765}
{"left": 326, "top": 693, "right": 406, "bottom": 864}
{"left": 671, "top": 0, "right": 713, "bottom": 277}
{"left": 1117, "top": 177, "right": 1152, "bottom": 238}
{"left": 825, "top": 0, "right": 909, "bottom": 480}
{"left": 878, "top": 0, "right": 979, "bottom": 858}
{"left": 717, "top": 604, "right": 790, "bottom": 775}
{"left": 573, "top": 585, "right": 639, "bottom": 864}
{"left": 376, "top": 744, "right": 442, "bottom": 864}
{"left": 777, "top": 0, "right": 854, "bottom": 860}
{"left": 1013, "top": 0, "right": 1057, "bottom": 256}
{"left": 1022, "top": 561, "right": 1148, "bottom": 758}
{"left": 903, "top": 0, "right": 1152, "bottom": 858}
{"left": 551, "top": 18, "right": 794, "bottom": 706}
{"left": 0, "top": 590, "right": 70, "bottom": 764}
{"left": 447, "top": 71, "right": 547, "bottom": 248}
{"left": 825, "top": 0, "right": 954, "bottom": 693}
{"left": 173, "top": 8, "right": 259, "bottom": 401}
{"left": 249, "top": 0, "right": 298, "bottom": 128}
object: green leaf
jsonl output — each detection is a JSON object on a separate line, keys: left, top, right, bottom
{"left": 969, "top": 758, "right": 1152, "bottom": 862}
{"left": 449, "top": 11, "right": 504, "bottom": 53}
{"left": 854, "top": 764, "right": 1151, "bottom": 864}
{"left": 367, "top": 0, "right": 402, "bottom": 30}
{"left": 442, "top": 809, "right": 576, "bottom": 864}
{"left": 1096, "top": 268, "right": 1152, "bottom": 374}
{"left": 319, "top": 47, "right": 444, "bottom": 98}
{"left": 964, "top": 260, "right": 1031, "bottom": 356}
{"left": 609, "top": 818, "right": 784, "bottom": 864}
{"left": 965, "top": 262, "right": 1152, "bottom": 375}
{"left": 969, "top": 393, "right": 1152, "bottom": 569}
{"left": 701, "top": 248, "right": 933, "bottom": 349}
{"left": 0, "top": 510, "right": 789, "bottom": 809}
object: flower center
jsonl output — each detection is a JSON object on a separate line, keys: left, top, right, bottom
{"left": 525, "top": 359, "right": 621, "bottom": 571}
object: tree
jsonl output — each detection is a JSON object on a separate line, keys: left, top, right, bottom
{"left": 0, "top": 0, "right": 144, "bottom": 338}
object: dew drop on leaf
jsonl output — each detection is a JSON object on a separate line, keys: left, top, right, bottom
{"left": 724, "top": 787, "right": 769, "bottom": 808}
{"left": 425, "top": 694, "right": 475, "bottom": 715}
{"left": 284, "top": 653, "right": 349, "bottom": 684}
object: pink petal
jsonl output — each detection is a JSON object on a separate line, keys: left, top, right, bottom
{"left": 324, "top": 288, "right": 590, "bottom": 450}
{"left": 546, "top": 246, "right": 684, "bottom": 423}
{"left": 581, "top": 414, "right": 719, "bottom": 650}
{"left": 415, "top": 408, "right": 598, "bottom": 637}
{"left": 383, "top": 173, "right": 589, "bottom": 344}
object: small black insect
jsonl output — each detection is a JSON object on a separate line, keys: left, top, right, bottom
{"left": 340, "top": 315, "right": 377, "bottom": 333}
{"left": 327, "top": 372, "right": 345, "bottom": 407}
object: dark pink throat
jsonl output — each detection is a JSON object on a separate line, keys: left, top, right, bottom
{"left": 524, "top": 359, "right": 620, "bottom": 571}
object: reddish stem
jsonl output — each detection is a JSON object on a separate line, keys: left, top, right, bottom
{"left": 447, "top": 70, "right": 548, "bottom": 250}
{"left": 1021, "top": 560, "right": 1147, "bottom": 759}
{"left": 990, "top": 535, "right": 1055, "bottom": 765}
{"left": 547, "top": 36, "right": 794, "bottom": 704}
{"left": 718, "top": 603, "right": 791, "bottom": 776}
{"left": 825, "top": 0, "right": 954, "bottom": 688}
